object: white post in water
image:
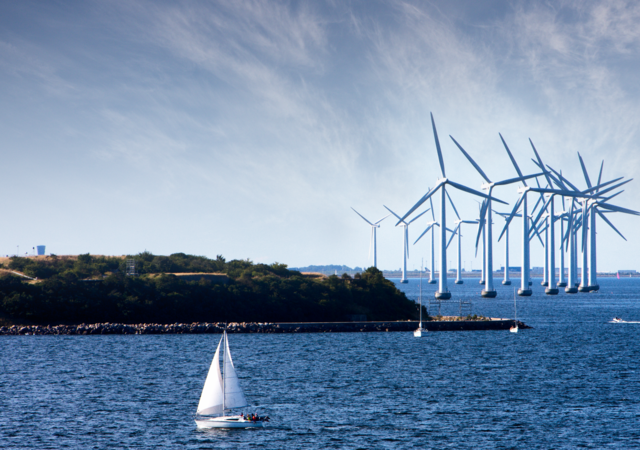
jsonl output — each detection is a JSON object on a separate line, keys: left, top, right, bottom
{"left": 566, "top": 212, "right": 578, "bottom": 293}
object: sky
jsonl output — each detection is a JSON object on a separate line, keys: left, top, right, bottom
{"left": 1, "top": 0, "right": 639, "bottom": 272}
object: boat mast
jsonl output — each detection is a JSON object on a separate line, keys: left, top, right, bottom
{"left": 419, "top": 259, "right": 423, "bottom": 327}
{"left": 222, "top": 330, "right": 226, "bottom": 413}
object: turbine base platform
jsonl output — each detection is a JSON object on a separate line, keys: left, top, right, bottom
{"left": 517, "top": 289, "right": 532, "bottom": 296}
{"left": 428, "top": 280, "right": 437, "bottom": 284}
{"left": 557, "top": 282, "right": 567, "bottom": 287}
{"left": 435, "top": 291, "right": 451, "bottom": 300}
{"left": 578, "top": 285, "right": 597, "bottom": 292}
{"left": 589, "top": 284, "right": 600, "bottom": 292}
{"left": 400, "top": 279, "right": 409, "bottom": 284}
{"left": 454, "top": 280, "right": 464, "bottom": 284}
{"left": 541, "top": 281, "right": 548, "bottom": 287}
{"left": 481, "top": 290, "right": 497, "bottom": 298}
{"left": 565, "top": 287, "right": 578, "bottom": 294}
{"left": 502, "top": 280, "right": 512, "bottom": 285}
{"left": 545, "top": 288, "right": 559, "bottom": 295}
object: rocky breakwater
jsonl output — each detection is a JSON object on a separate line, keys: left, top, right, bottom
{"left": 0, "top": 319, "right": 530, "bottom": 335}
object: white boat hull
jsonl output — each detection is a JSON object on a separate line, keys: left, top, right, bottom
{"left": 509, "top": 326, "right": 518, "bottom": 333}
{"left": 414, "top": 328, "right": 426, "bottom": 337}
{"left": 195, "top": 415, "right": 265, "bottom": 429}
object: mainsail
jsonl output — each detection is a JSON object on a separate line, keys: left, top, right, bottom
{"left": 223, "top": 332, "right": 248, "bottom": 410}
{"left": 196, "top": 337, "right": 224, "bottom": 415}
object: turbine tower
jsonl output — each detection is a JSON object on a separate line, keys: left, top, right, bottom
{"left": 351, "top": 208, "right": 390, "bottom": 268}
{"left": 397, "top": 113, "right": 505, "bottom": 300}
{"left": 384, "top": 206, "right": 429, "bottom": 283}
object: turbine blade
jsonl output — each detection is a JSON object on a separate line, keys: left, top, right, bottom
{"left": 529, "top": 139, "right": 553, "bottom": 187}
{"left": 582, "top": 176, "right": 624, "bottom": 195}
{"left": 447, "top": 180, "right": 508, "bottom": 205}
{"left": 499, "top": 133, "right": 525, "bottom": 184}
{"left": 493, "top": 173, "right": 543, "bottom": 187}
{"left": 596, "top": 203, "right": 640, "bottom": 216}
{"left": 445, "top": 189, "right": 461, "bottom": 220}
{"left": 600, "top": 190, "right": 623, "bottom": 203}
{"left": 351, "top": 207, "right": 374, "bottom": 226}
{"left": 577, "top": 152, "right": 592, "bottom": 188}
{"left": 383, "top": 206, "right": 401, "bottom": 220}
{"left": 446, "top": 224, "right": 460, "bottom": 250}
{"left": 449, "top": 136, "right": 491, "bottom": 183}
{"left": 497, "top": 195, "right": 523, "bottom": 242}
{"left": 546, "top": 165, "right": 581, "bottom": 192}
{"left": 395, "top": 181, "right": 445, "bottom": 225}
{"left": 431, "top": 113, "right": 446, "bottom": 178}
{"left": 428, "top": 194, "right": 435, "bottom": 221}
{"left": 414, "top": 224, "right": 434, "bottom": 245}
{"left": 475, "top": 200, "right": 488, "bottom": 249}
{"left": 596, "top": 209, "right": 626, "bottom": 241}
{"left": 596, "top": 161, "right": 604, "bottom": 193}
{"left": 594, "top": 178, "right": 631, "bottom": 198}
{"left": 408, "top": 208, "right": 430, "bottom": 225}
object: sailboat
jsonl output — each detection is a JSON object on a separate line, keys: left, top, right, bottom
{"left": 414, "top": 261, "right": 427, "bottom": 337}
{"left": 195, "top": 331, "right": 265, "bottom": 429}
{"left": 510, "top": 289, "right": 518, "bottom": 333}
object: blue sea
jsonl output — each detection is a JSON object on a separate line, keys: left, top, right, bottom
{"left": 2, "top": 277, "right": 640, "bottom": 449}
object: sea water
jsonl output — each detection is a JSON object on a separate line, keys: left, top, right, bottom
{"left": 1, "top": 277, "right": 639, "bottom": 449}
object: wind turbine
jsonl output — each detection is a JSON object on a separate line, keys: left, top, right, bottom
{"left": 450, "top": 135, "right": 541, "bottom": 297}
{"left": 573, "top": 154, "right": 638, "bottom": 291}
{"left": 384, "top": 206, "right": 430, "bottom": 283}
{"left": 444, "top": 193, "right": 478, "bottom": 285}
{"left": 397, "top": 113, "right": 506, "bottom": 300}
{"left": 414, "top": 195, "right": 439, "bottom": 284}
{"left": 541, "top": 158, "right": 634, "bottom": 292}
{"left": 494, "top": 210, "right": 520, "bottom": 285}
{"left": 497, "top": 136, "right": 587, "bottom": 296}
{"left": 351, "top": 208, "right": 390, "bottom": 268}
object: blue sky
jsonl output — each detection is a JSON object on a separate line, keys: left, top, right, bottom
{"left": 1, "top": 0, "right": 639, "bottom": 272}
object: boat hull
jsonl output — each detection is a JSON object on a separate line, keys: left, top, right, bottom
{"left": 195, "top": 416, "right": 266, "bottom": 429}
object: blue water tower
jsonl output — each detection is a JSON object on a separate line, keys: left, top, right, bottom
{"left": 37, "top": 245, "right": 46, "bottom": 256}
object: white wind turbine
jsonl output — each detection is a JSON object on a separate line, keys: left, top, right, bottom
{"left": 384, "top": 206, "right": 430, "bottom": 283}
{"left": 351, "top": 208, "right": 391, "bottom": 268}
{"left": 527, "top": 155, "right": 627, "bottom": 294}
{"left": 493, "top": 210, "right": 521, "bottom": 286}
{"left": 397, "top": 113, "right": 505, "bottom": 300}
{"left": 444, "top": 192, "right": 478, "bottom": 285}
{"left": 450, "top": 135, "right": 541, "bottom": 298}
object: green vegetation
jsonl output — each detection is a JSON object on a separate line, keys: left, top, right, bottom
{"left": 0, "top": 253, "right": 424, "bottom": 325}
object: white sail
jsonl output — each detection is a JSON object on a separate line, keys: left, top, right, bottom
{"left": 223, "top": 333, "right": 248, "bottom": 410}
{"left": 196, "top": 336, "right": 224, "bottom": 416}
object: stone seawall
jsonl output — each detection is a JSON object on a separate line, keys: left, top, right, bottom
{"left": 0, "top": 320, "right": 530, "bottom": 335}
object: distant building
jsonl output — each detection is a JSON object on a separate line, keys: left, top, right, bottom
{"left": 36, "top": 246, "right": 45, "bottom": 256}
{"left": 618, "top": 270, "right": 637, "bottom": 275}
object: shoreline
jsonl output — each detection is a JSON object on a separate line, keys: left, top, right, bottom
{"left": 0, "top": 319, "right": 530, "bottom": 335}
